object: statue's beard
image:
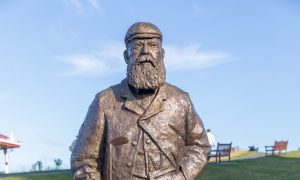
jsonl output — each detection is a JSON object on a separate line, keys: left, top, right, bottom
{"left": 127, "top": 55, "right": 166, "bottom": 90}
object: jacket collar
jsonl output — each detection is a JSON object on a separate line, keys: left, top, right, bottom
{"left": 120, "top": 79, "right": 167, "bottom": 119}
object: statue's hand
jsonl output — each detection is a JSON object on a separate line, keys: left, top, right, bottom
{"left": 74, "top": 166, "right": 92, "bottom": 180}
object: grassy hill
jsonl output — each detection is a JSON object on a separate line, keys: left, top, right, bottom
{"left": 199, "top": 155, "right": 300, "bottom": 180}
{"left": 2, "top": 151, "right": 300, "bottom": 180}
{"left": 1, "top": 170, "right": 72, "bottom": 180}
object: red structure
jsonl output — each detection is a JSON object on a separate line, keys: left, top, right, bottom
{"left": 0, "top": 133, "right": 21, "bottom": 174}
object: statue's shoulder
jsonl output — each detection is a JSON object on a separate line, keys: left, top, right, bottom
{"left": 94, "top": 82, "right": 122, "bottom": 101}
{"left": 164, "top": 82, "right": 190, "bottom": 98}
{"left": 164, "top": 82, "right": 188, "bottom": 95}
{"left": 164, "top": 83, "right": 193, "bottom": 107}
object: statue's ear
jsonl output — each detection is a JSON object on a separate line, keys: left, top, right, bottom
{"left": 124, "top": 50, "right": 129, "bottom": 64}
{"left": 162, "top": 48, "right": 165, "bottom": 58}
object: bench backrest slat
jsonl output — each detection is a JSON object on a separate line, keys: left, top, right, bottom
{"left": 274, "top": 140, "right": 288, "bottom": 150}
{"left": 217, "top": 143, "right": 232, "bottom": 156}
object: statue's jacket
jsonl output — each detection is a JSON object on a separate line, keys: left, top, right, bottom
{"left": 71, "top": 79, "right": 211, "bottom": 180}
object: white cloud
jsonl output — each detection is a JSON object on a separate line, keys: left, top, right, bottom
{"left": 57, "top": 42, "right": 125, "bottom": 76}
{"left": 63, "top": 0, "right": 102, "bottom": 13}
{"left": 65, "top": 0, "right": 82, "bottom": 9}
{"left": 89, "top": 0, "right": 101, "bottom": 11}
{"left": 57, "top": 42, "right": 232, "bottom": 76}
{"left": 58, "top": 55, "right": 108, "bottom": 76}
{"left": 164, "top": 44, "right": 232, "bottom": 71}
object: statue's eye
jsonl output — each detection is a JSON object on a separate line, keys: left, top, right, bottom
{"left": 136, "top": 43, "right": 141, "bottom": 46}
{"left": 149, "top": 43, "right": 157, "bottom": 48}
{"left": 133, "top": 43, "right": 142, "bottom": 50}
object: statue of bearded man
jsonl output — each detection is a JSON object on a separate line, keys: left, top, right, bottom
{"left": 71, "top": 22, "right": 211, "bottom": 180}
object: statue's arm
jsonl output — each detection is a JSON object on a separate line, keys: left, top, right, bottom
{"left": 71, "top": 95, "right": 105, "bottom": 180}
{"left": 178, "top": 94, "right": 211, "bottom": 179}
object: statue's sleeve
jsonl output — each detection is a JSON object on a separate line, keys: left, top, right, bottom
{"left": 179, "top": 94, "right": 211, "bottom": 179}
{"left": 71, "top": 95, "right": 105, "bottom": 179}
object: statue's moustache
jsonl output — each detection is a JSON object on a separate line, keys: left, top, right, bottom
{"left": 135, "top": 55, "right": 156, "bottom": 67}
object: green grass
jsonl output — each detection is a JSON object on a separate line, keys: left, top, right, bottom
{"left": 0, "top": 170, "right": 73, "bottom": 180}
{"left": 282, "top": 150, "right": 300, "bottom": 158}
{"left": 2, "top": 174, "right": 72, "bottom": 180}
{"left": 2, "top": 151, "right": 300, "bottom": 180}
{"left": 198, "top": 151, "right": 300, "bottom": 180}
{"left": 231, "top": 151, "right": 258, "bottom": 159}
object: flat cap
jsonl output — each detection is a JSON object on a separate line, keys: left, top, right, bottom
{"left": 125, "top": 22, "right": 162, "bottom": 44}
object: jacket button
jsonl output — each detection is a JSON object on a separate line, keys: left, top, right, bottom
{"left": 127, "top": 162, "right": 132, "bottom": 167}
{"left": 132, "top": 141, "right": 137, "bottom": 146}
{"left": 146, "top": 139, "right": 151, "bottom": 144}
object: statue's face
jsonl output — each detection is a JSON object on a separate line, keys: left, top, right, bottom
{"left": 127, "top": 38, "right": 163, "bottom": 64}
{"left": 125, "top": 37, "right": 166, "bottom": 90}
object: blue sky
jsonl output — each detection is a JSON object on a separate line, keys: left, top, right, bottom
{"left": 0, "top": 0, "right": 299, "bottom": 172}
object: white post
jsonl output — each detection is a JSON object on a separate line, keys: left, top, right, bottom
{"left": 4, "top": 148, "right": 9, "bottom": 174}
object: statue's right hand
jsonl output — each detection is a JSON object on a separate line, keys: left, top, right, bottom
{"left": 74, "top": 166, "right": 92, "bottom": 180}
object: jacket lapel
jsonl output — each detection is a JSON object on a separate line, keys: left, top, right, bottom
{"left": 140, "top": 85, "right": 167, "bottom": 120}
{"left": 123, "top": 100, "right": 144, "bottom": 116}
{"left": 120, "top": 79, "right": 145, "bottom": 116}
{"left": 120, "top": 79, "right": 167, "bottom": 118}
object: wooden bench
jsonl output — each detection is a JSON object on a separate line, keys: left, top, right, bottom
{"left": 265, "top": 140, "right": 288, "bottom": 156}
{"left": 208, "top": 142, "right": 232, "bottom": 163}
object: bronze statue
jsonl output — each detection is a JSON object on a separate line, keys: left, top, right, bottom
{"left": 71, "top": 22, "right": 211, "bottom": 180}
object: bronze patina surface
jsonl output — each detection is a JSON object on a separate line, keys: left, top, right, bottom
{"left": 71, "top": 22, "right": 211, "bottom": 180}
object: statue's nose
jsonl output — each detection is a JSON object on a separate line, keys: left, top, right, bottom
{"left": 141, "top": 44, "right": 150, "bottom": 55}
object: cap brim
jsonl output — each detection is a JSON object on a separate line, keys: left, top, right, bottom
{"left": 126, "top": 33, "right": 162, "bottom": 44}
